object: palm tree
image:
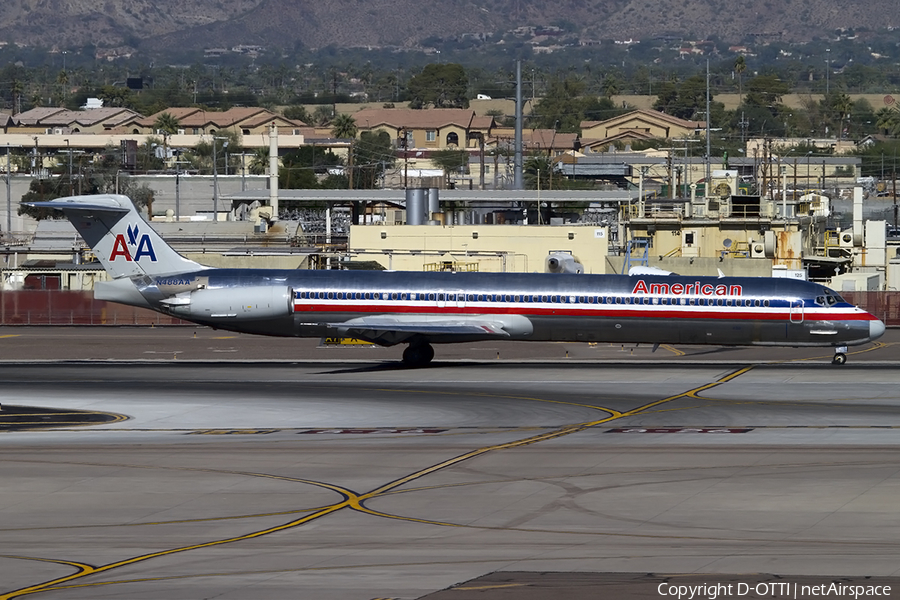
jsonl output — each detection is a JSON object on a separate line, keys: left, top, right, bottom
{"left": 153, "top": 112, "right": 181, "bottom": 169}
{"left": 833, "top": 93, "right": 853, "bottom": 139}
{"left": 734, "top": 55, "right": 747, "bottom": 107}
{"left": 331, "top": 113, "right": 358, "bottom": 139}
{"left": 153, "top": 112, "right": 181, "bottom": 136}
{"left": 11, "top": 79, "right": 23, "bottom": 114}
{"left": 248, "top": 148, "right": 270, "bottom": 175}
{"left": 875, "top": 107, "right": 900, "bottom": 136}
{"left": 601, "top": 75, "right": 619, "bottom": 99}
{"left": 56, "top": 70, "right": 69, "bottom": 107}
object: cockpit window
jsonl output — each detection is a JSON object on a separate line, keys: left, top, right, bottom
{"left": 821, "top": 288, "right": 845, "bottom": 305}
{"left": 815, "top": 296, "right": 825, "bottom": 306}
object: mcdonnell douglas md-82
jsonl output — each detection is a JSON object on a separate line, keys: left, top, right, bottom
{"left": 27, "top": 194, "right": 885, "bottom": 365}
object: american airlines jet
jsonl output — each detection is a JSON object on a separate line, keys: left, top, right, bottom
{"left": 27, "top": 194, "right": 885, "bottom": 365}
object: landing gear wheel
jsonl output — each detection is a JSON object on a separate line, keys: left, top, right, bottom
{"left": 832, "top": 353, "right": 847, "bottom": 365}
{"left": 402, "top": 343, "right": 435, "bottom": 366}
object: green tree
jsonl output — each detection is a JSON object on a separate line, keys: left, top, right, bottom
{"left": 248, "top": 148, "right": 270, "bottom": 175}
{"left": 743, "top": 74, "right": 790, "bottom": 109}
{"left": 186, "top": 129, "right": 242, "bottom": 174}
{"left": 56, "top": 70, "right": 69, "bottom": 106}
{"left": 153, "top": 112, "right": 181, "bottom": 165}
{"left": 97, "top": 85, "right": 134, "bottom": 109}
{"left": 279, "top": 146, "right": 343, "bottom": 189}
{"left": 351, "top": 130, "right": 395, "bottom": 189}
{"left": 407, "top": 63, "right": 469, "bottom": 109}
{"left": 18, "top": 179, "right": 64, "bottom": 220}
{"left": 283, "top": 105, "right": 311, "bottom": 123}
{"left": 153, "top": 112, "right": 181, "bottom": 135}
{"left": 601, "top": 75, "right": 620, "bottom": 98}
{"left": 312, "top": 105, "right": 333, "bottom": 126}
{"left": 875, "top": 107, "right": 900, "bottom": 136}
{"left": 430, "top": 148, "right": 469, "bottom": 186}
{"left": 331, "top": 113, "right": 358, "bottom": 139}
{"left": 11, "top": 79, "right": 23, "bottom": 114}
{"left": 734, "top": 55, "right": 747, "bottom": 106}
{"left": 532, "top": 75, "right": 614, "bottom": 132}
{"left": 652, "top": 75, "right": 707, "bottom": 120}
{"left": 524, "top": 154, "right": 552, "bottom": 190}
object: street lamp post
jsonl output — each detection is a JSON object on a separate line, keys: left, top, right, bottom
{"left": 211, "top": 136, "right": 229, "bottom": 222}
{"left": 825, "top": 49, "right": 831, "bottom": 94}
{"left": 65, "top": 139, "right": 73, "bottom": 195}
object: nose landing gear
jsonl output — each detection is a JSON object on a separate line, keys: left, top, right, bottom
{"left": 832, "top": 345, "right": 848, "bottom": 365}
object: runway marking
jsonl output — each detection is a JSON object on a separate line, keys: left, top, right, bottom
{"left": 189, "top": 429, "right": 280, "bottom": 435}
{"left": 0, "top": 556, "right": 94, "bottom": 574}
{"left": 0, "top": 335, "right": 21, "bottom": 339}
{"left": 660, "top": 344, "right": 685, "bottom": 356}
{"left": 0, "top": 406, "right": 128, "bottom": 431}
{"left": 454, "top": 583, "right": 526, "bottom": 590}
{"left": 778, "top": 341, "right": 889, "bottom": 363}
{"left": 0, "top": 505, "right": 331, "bottom": 532}
{"left": 0, "top": 366, "right": 755, "bottom": 599}
{"left": 605, "top": 427, "right": 753, "bottom": 433}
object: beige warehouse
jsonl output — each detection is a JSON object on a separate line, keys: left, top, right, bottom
{"left": 349, "top": 225, "right": 610, "bottom": 273}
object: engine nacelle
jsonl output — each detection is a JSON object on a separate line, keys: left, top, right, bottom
{"left": 545, "top": 252, "right": 583, "bottom": 274}
{"left": 164, "top": 286, "right": 294, "bottom": 320}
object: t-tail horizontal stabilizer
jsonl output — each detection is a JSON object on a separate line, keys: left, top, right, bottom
{"left": 24, "top": 194, "right": 207, "bottom": 279}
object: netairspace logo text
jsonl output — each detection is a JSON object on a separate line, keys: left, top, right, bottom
{"left": 657, "top": 582, "right": 892, "bottom": 600}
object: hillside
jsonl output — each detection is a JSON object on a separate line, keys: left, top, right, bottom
{"left": 0, "top": 0, "right": 897, "bottom": 54}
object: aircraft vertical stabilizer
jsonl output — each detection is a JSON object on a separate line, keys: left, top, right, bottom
{"left": 25, "top": 194, "right": 207, "bottom": 279}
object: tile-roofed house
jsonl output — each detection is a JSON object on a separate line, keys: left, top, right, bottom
{"left": 12, "top": 107, "right": 68, "bottom": 127}
{"left": 0, "top": 111, "right": 12, "bottom": 132}
{"left": 352, "top": 108, "right": 493, "bottom": 150}
{"left": 580, "top": 109, "right": 707, "bottom": 151}
{"left": 135, "top": 107, "right": 304, "bottom": 137}
{"left": 487, "top": 128, "right": 578, "bottom": 156}
{"left": 11, "top": 107, "right": 143, "bottom": 134}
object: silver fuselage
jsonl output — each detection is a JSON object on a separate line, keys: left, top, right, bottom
{"left": 122, "top": 270, "right": 883, "bottom": 349}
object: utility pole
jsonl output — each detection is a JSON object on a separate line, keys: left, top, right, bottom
{"left": 514, "top": 60, "right": 523, "bottom": 190}
{"left": 65, "top": 139, "right": 73, "bottom": 195}
{"left": 705, "top": 59, "right": 711, "bottom": 187}
{"left": 893, "top": 170, "right": 897, "bottom": 228}
{"left": 667, "top": 150, "right": 674, "bottom": 199}
{"left": 212, "top": 136, "right": 229, "bottom": 222}
{"left": 5, "top": 145, "right": 11, "bottom": 237}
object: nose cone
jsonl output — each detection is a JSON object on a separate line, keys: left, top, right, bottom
{"left": 869, "top": 318, "right": 886, "bottom": 341}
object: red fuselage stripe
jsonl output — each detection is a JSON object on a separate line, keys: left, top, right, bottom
{"left": 291, "top": 303, "right": 875, "bottom": 322}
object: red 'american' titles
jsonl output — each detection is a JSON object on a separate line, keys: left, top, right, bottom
{"left": 631, "top": 280, "right": 743, "bottom": 296}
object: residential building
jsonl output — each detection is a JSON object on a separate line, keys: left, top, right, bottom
{"left": 352, "top": 108, "right": 494, "bottom": 150}
{"left": 133, "top": 107, "right": 306, "bottom": 137}
{"left": 580, "top": 109, "right": 707, "bottom": 151}
{"left": 11, "top": 107, "right": 143, "bottom": 135}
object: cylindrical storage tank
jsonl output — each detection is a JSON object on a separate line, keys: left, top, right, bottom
{"left": 405, "top": 188, "right": 426, "bottom": 225}
{"left": 427, "top": 188, "right": 440, "bottom": 216}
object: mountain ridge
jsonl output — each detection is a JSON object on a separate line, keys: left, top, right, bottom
{"left": 0, "top": 0, "right": 896, "bottom": 54}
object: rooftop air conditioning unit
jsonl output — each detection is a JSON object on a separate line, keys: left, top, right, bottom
{"left": 839, "top": 230, "right": 855, "bottom": 248}
{"left": 750, "top": 239, "right": 766, "bottom": 258}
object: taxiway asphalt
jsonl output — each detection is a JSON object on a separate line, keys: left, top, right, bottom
{"left": 0, "top": 328, "right": 899, "bottom": 599}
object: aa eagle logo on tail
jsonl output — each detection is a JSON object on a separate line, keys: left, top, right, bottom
{"left": 109, "top": 223, "right": 158, "bottom": 262}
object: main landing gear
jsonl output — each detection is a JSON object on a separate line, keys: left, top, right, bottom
{"left": 402, "top": 342, "right": 435, "bottom": 366}
{"left": 832, "top": 346, "right": 848, "bottom": 365}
